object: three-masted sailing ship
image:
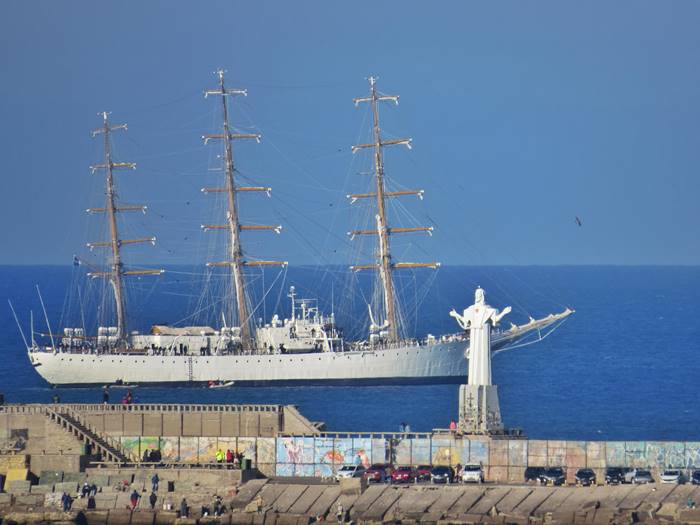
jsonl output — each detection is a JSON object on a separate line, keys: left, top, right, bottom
{"left": 25, "top": 72, "right": 572, "bottom": 386}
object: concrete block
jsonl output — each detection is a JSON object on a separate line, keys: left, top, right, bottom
{"left": 30, "top": 483, "right": 53, "bottom": 494}
{"left": 84, "top": 510, "right": 110, "bottom": 525}
{"left": 231, "top": 512, "right": 254, "bottom": 525}
{"left": 55, "top": 480, "right": 79, "bottom": 494}
{"left": 124, "top": 413, "right": 143, "bottom": 435}
{"left": 182, "top": 413, "right": 202, "bottom": 436}
{"left": 63, "top": 471, "right": 88, "bottom": 483}
{"left": 39, "top": 469, "right": 64, "bottom": 484}
{"left": 108, "top": 508, "right": 135, "bottom": 525}
{"left": 163, "top": 413, "right": 182, "bottom": 436}
{"left": 88, "top": 474, "right": 110, "bottom": 486}
{"left": 15, "top": 493, "right": 44, "bottom": 506}
{"left": 155, "top": 511, "right": 179, "bottom": 525}
{"left": 0, "top": 492, "right": 13, "bottom": 505}
{"left": 132, "top": 509, "right": 157, "bottom": 525}
{"left": 6, "top": 479, "right": 32, "bottom": 493}
{"left": 202, "top": 414, "right": 221, "bottom": 436}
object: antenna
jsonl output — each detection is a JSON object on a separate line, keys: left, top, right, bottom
{"left": 36, "top": 285, "right": 55, "bottom": 351}
{"left": 8, "top": 300, "right": 29, "bottom": 350}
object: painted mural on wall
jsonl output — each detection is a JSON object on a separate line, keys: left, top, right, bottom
{"left": 112, "top": 434, "right": 700, "bottom": 474}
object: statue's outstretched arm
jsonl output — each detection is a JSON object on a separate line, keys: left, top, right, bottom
{"left": 491, "top": 306, "right": 512, "bottom": 326}
{"left": 450, "top": 309, "right": 470, "bottom": 330}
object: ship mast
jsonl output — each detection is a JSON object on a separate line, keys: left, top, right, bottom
{"left": 202, "top": 70, "right": 286, "bottom": 350}
{"left": 87, "top": 112, "right": 163, "bottom": 344}
{"left": 350, "top": 77, "right": 439, "bottom": 342}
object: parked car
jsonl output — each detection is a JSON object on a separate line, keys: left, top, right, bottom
{"left": 575, "top": 468, "right": 596, "bottom": 486}
{"left": 335, "top": 465, "right": 366, "bottom": 482}
{"left": 524, "top": 467, "right": 546, "bottom": 483}
{"left": 391, "top": 466, "right": 417, "bottom": 483}
{"left": 415, "top": 465, "right": 433, "bottom": 482}
{"left": 430, "top": 466, "right": 454, "bottom": 484}
{"left": 659, "top": 469, "right": 683, "bottom": 484}
{"left": 692, "top": 470, "right": 700, "bottom": 485}
{"left": 364, "top": 464, "right": 392, "bottom": 483}
{"left": 539, "top": 467, "right": 566, "bottom": 486}
{"left": 461, "top": 464, "right": 484, "bottom": 484}
{"left": 632, "top": 469, "right": 654, "bottom": 484}
{"left": 606, "top": 467, "right": 636, "bottom": 484}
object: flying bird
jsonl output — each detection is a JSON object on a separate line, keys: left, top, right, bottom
{"left": 575, "top": 216, "right": 583, "bottom": 227}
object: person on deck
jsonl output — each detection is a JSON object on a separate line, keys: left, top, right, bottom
{"left": 180, "top": 498, "right": 189, "bottom": 518}
{"left": 151, "top": 473, "right": 159, "bottom": 492}
{"left": 216, "top": 449, "right": 225, "bottom": 464}
{"left": 226, "top": 449, "right": 233, "bottom": 464}
{"left": 102, "top": 387, "right": 109, "bottom": 404}
{"left": 449, "top": 420, "right": 457, "bottom": 430}
{"left": 149, "top": 492, "right": 158, "bottom": 510}
{"left": 130, "top": 489, "right": 140, "bottom": 510}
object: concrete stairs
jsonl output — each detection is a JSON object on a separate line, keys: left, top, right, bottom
{"left": 43, "top": 406, "right": 132, "bottom": 463}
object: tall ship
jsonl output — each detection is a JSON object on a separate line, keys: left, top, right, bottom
{"left": 22, "top": 72, "right": 572, "bottom": 386}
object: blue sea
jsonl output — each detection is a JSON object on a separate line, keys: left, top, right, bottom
{"left": 1, "top": 265, "right": 699, "bottom": 441}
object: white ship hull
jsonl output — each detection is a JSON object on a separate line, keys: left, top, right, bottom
{"left": 28, "top": 340, "right": 467, "bottom": 386}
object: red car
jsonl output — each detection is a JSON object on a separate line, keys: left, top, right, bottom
{"left": 364, "top": 464, "right": 393, "bottom": 483}
{"left": 391, "top": 466, "right": 417, "bottom": 483}
{"left": 415, "top": 465, "right": 432, "bottom": 482}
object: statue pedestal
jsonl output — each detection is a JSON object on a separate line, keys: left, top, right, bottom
{"left": 458, "top": 384, "right": 504, "bottom": 434}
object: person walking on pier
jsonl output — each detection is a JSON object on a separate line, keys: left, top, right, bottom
{"left": 336, "top": 502, "right": 345, "bottom": 524}
{"left": 102, "top": 387, "right": 109, "bottom": 404}
{"left": 226, "top": 448, "right": 233, "bottom": 465}
{"left": 180, "top": 498, "right": 189, "bottom": 518}
{"left": 149, "top": 491, "right": 158, "bottom": 510}
{"left": 130, "top": 489, "right": 140, "bottom": 510}
{"left": 216, "top": 448, "right": 225, "bottom": 464}
{"left": 151, "top": 472, "right": 159, "bottom": 492}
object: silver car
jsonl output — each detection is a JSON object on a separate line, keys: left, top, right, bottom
{"left": 632, "top": 469, "right": 654, "bottom": 484}
{"left": 659, "top": 469, "right": 682, "bottom": 484}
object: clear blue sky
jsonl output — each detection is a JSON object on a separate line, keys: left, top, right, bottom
{"left": 2, "top": 1, "right": 699, "bottom": 266}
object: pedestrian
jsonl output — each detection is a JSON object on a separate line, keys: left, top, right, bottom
{"left": 213, "top": 495, "right": 223, "bottom": 516}
{"left": 89, "top": 483, "right": 97, "bottom": 497}
{"left": 87, "top": 495, "right": 96, "bottom": 510}
{"left": 61, "top": 492, "right": 68, "bottom": 511}
{"left": 151, "top": 472, "right": 159, "bottom": 492}
{"left": 180, "top": 498, "right": 189, "bottom": 518}
{"left": 449, "top": 420, "right": 457, "bottom": 430}
{"left": 216, "top": 449, "right": 225, "bottom": 464}
{"left": 52, "top": 393, "right": 60, "bottom": 404}
{"left": 149, "top": 491, "right": 158, "bottom": 510}
{"left": 81, "top": 481, "right": 90, "bottom": 498}
{"left": 336, "top": 502, "right": 344, "bottom": 524}
{"left": 102, "top": 386, "right": 109, "bottom": 404}
{"left": 130, "top": 489, "right": 140, "bottom": 510}
{"left": 142, "top": 449, "right": 151, "bottom": 463}
{"left": 226, "top": 448, "right": 233, "bottom": 464}
{"left": 63, "top": 492, "right": 73, "bottom": 511}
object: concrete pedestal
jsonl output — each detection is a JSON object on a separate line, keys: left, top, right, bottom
{"left": 458, "top": 384, "right": 504, "bottom": 434}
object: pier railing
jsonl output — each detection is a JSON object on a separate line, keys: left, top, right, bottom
{"left": 0, "top": 403, "right": 283, "bottom": 414}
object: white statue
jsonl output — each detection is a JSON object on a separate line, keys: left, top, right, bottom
{"left": 450, "top": 287, "right": 511, "bottom": 386}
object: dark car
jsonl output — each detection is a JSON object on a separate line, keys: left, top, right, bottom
{"left": 575, "top": 468, "right": 596, "bottom": 486}
{"left": 415, "top": 465, "right": 432, "bottom": 482}
{"left": 391, "top": 466, "right": 417, "bottom": 484}
{"left": 692, "top": 470, "right": 700, "bottom": 485}
{"left": 605, "top": 467, "right": 625, "bottom": 485}
{"left": 539, "top": 467, "right": 566, "bottom": 486}
{"left": 525, "top": 467, "right": 545, "bottom": 483}
{"left": 430, "top": 466, "right": 454, "bottom": 484}
{"left": 364, "top": 464, "right": 392, "bottom": 483}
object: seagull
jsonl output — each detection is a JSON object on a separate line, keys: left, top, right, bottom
{"left": 575, "top": 216, "right": 583, "bottom": 227}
